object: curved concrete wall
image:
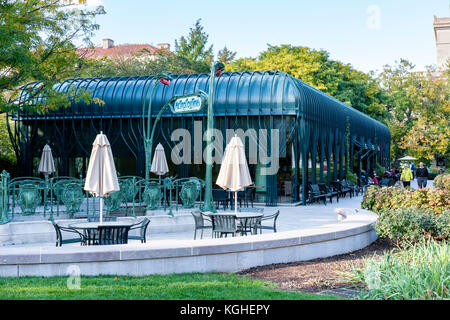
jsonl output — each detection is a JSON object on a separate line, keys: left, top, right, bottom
{"left": 0, "top": 210, "right": 378, "bottom": 277}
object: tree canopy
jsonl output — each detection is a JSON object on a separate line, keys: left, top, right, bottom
{"left": 227, "top": 44, "right": 388, "bottom": 122}
{"left": 0, "top": 0, "right": 104, "bottom": 113}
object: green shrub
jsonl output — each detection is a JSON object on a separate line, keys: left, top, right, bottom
{"left": 433, "top": 173, "right": 450, "bottom": 191}
{"left": 361, "top": 185, "right": 449, "bottom": 215}
{"left": 374, "top": 207, "right": 449, "bottom": 243}
{"left": 345, "top": 171, "right": 357, "bottom": 184}
{"left": 354, "top": 239, "right": 450, "bottom": 300}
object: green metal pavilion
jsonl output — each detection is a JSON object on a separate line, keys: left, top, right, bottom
{"left": 7, "top": 70, "right": 390, "bottom": 205}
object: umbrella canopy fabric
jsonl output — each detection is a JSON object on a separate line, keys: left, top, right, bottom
{"left": 216, "top": 136, "right": 253, "bottom": 215}
{"left": 216, "top": 136, "right": 253, "bottom": 192}
{"left": 38, "top": 144, "right": 56, "bottom": 176}
{"left": 84, "top": 132, "right": 120, "bottom": 198}
{"left": 398, "top": 155, "right": 417, "bottom": 161}
{"left": 150, "top": 143, "right": 169, "bottom": 176}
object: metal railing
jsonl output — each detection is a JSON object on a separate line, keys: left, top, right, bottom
{"left": 0, "top": 171, "right": 207, "bottom": 223}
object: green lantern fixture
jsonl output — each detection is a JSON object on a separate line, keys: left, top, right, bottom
{"left": 142, "top": 72, "right": 173, "bottom": 180}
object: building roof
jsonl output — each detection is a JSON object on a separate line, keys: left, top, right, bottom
{"left": 16, "top": 71, "right": 390, "bottom": 148}
{"left": 76, "top": 43, "right": 158, "bottom": 59}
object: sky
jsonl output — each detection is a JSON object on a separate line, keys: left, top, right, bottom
{"left": 81, "top": 0, "right": 450, "bottom": 74}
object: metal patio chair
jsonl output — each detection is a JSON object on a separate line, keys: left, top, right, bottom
{"left": 128, "top": 217, "right": 151, "bottom": 243}
{"left": 97, "top": 225, "right": 131, "bottom": 245}
{"left": 191, "top": 210, "right": 212, "bottom": 240}
{"left": 51, "top": 221, "right": 85, "bottom": 247}
{"left": 210, "top": 214, "right": 237, "bottom": 238}
{"left": 256, "top": 210, "right": 280, "bottom": 234}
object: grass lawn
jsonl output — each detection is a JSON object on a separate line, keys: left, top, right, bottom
{"left": 0, "top": 273, "right": 344, "bottom": 300}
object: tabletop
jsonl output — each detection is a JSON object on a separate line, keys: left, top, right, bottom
{"left": 68, "top": 221, "right": 134, "bottom": 230}
{"left": 205, "top": 212, "right": 263, "bottom": 218}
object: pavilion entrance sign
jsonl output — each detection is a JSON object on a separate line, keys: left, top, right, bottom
{"left": 171, "top": 93, "right": 206, "bottom": 114}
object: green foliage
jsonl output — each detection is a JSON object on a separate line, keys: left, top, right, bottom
{"left": 0, "top": 0, "right": 105, "bottom": 113}
{"left": 0, "top": 114, "right": 15, "bottom": 163}
{"left": 375, "top": 163, "right": 385, "bottom": 177}
{"left": 227, "top": 44, "right": 388, "bottom": 122}
{"left": 345, "top": 171, "right": 357, "bottom": 184}
{"left": 217, "top": 46, "right": 237, "bottom": 65}
{"left": 362, "top": 185, "right": 449, "bottom": 215}
{"left": 374, "top": 207, "right": 450, "bottom": 243}
{"left": 379, "top": 60, "right": 450, "bottom": 163}
{"left": 433, "top": 173, "right": 450, "bottom": 191}
{"left": 174, "top": 19, "right": 213, "bottom": 73}
{"left": 73, "top": 51, "right": 201, "bottom": 78}
{"left": 354, "top": 239, "right": 449, "bottom": 300}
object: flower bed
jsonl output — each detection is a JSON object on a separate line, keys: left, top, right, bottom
{"left": 361, "top": 185, "right": 449, "bottom": 215}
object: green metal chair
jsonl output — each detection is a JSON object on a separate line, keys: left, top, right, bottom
{"left": 191, "top": 210, "right": 212, "bottom": 240}
{"left": 256, "top": 210, "right": 280, "bottom": 234}
{"left": 210, "top": 214, "right": 237, "bottom": 238}
{"left": 97, "top": 225, "right": 130, "bottom": 245}
{"left": 51, "top": 221, "right": 85, "bottom": 247}
{"left": 128, "top": 217, "right": 151, "bottom": 243}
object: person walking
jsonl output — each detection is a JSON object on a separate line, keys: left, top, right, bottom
{"left": 415, "top": 162, "right": 429, "bottom": 189}
{"left": 410, "top": 161, "right": 416, "bottom": 179}
{"left": 400, "top": 164, "right": 413, "bottom": 188}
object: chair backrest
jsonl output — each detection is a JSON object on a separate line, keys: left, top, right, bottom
{"left": 262, "top": 210, "right": 280, "bottom": 221}
{"left": 238, "top": 207, "right": 264, "bottom": 213}
{"left": 212, "top": 189, "right": 227, "bottom": 201}
{"left": 139, "top": 217, "right": 150, "bottom": 238}
{"left": 191, "top": 210, "right": 204, "bottom": 228}
{"left": 51, "top": 221, "right": 62, "bottom": 245}
{"left": 210, "top": 214, "right": 236, "bottom": 233}
{"left": 97, "top": 225, "right": 130, "bottom": 245}
{"left": 87, "top": 216, "right": 117, "bottom": 222}
{"left": 310, "top": 184, "right": 321, "bottom": 193}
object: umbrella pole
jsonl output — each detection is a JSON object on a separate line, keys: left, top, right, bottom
{"left": 235, "top": 191, "right": 237, "bottom": 215}
{"left": 99, "top": 197, "right": 103, "bottom": 225}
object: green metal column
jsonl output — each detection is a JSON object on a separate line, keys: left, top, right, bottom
{"left": 203, "top": 62, "right": 224, "bottom": 213}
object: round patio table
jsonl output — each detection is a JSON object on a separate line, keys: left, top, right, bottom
{"left": 69, "top": 221, "right": 135, "bottom": 245}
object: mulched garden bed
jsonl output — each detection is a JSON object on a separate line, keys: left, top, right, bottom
{"left": 238, "top": 238, "right": 396, "bottom": 297}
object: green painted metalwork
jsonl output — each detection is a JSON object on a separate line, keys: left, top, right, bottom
{"left": 142, "top": 181, "right": 162, "bottom": 210}
{"left": 0, "top": 171, "right": 9, "bottom": 224}
{"left": 180, "top": 180, "right": 199, "bottom": 208}
{"left": 142, "top": 72, "right": 174, "bottom": 180}
{"left": 16, "top": 183, "right": 41, "bottom": 215}
{"left": 10, "top": 70, "right": 391, "bottom": 206}
{"left": 103, "top": 190, "right": 123, "bottom": 213}
{"left": 204, "top": 61, "right": 225, "bottom": 213}
{"left": 59, "top": 182, "right": 84, "bottom": 218}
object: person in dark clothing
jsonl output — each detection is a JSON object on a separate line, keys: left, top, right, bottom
{"left": 415, "top": 162, "right": 428, "bottom": 189}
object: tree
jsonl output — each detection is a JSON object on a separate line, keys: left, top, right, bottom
{"left": 217, "top": 46, "right": 236, "bottom": 65}
{"left": 379, "top": 60, "right": 450, "bottom": 163}
{"left": 0, "top": 0, "right": 105, "bottom": 113}
{"left": 228, "top": 44, "right": 388, "bottom": 122}
{"left": 174, "top": 19, "right": 213, "bottom": 73}
{"left": 73, "top": 49, "right": 203, "bottom": 78}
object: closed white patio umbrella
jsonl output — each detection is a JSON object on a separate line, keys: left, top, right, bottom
{"left": 398, "top": 155, "right": 417, "bottom": 161}
{"left": 38, "top": 144, "right": 56, "bottom": 179}
{"left": 216, "top": 135, "right": 253, "bottom": 215}
{"left": 84, "top": 132, "right": 120, "bottom": 224}
{"left": 150, "top": 143, "right": 169, "bottom": 183}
